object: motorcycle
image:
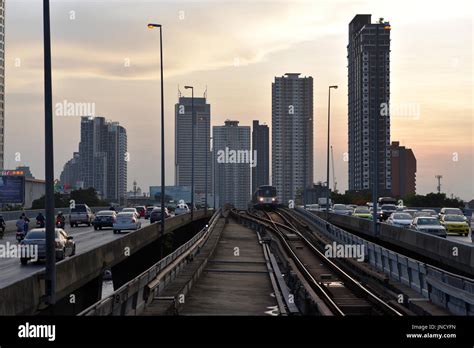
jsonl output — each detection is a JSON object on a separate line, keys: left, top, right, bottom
{"left": 16, "top": 231, "right": 25, "bottom": 243}
{"left": 56, "top": 219, "right": 65, "bottom": 229}
{"left": 36, "top": 219, "right": 45, "bottom": 228}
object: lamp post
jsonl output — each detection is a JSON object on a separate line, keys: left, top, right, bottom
{"left": 326, "top": 85, "right": 338, "bottom": 218}
{"left": 147, "top": 23, "right": 166, "bottom": 238}
{"left": 211, "top": 136, "right": 216, "bottom": 210}
{"left": 184, "top": 86, "right": 195, "bottom": 220}
{"left": 43, "top": 0, "right": 56, "bottom": 305}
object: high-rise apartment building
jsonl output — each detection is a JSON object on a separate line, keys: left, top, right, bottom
{"left": 175, "top": 96, "right": 211, "bottom": 196}
{"left": 60, "top": 117, "right": 127, "bottom": 204}
{"left": 390, "top": 141, "right": 416, "bottom": 198}
{"left": 272, "top": 73, "right": 313, "bottom": 204}
{"left": 348, "top": 14, "right": 391, "bottom": 194}
{"left": 213, "top": 120, "right": 251, "bottom": 209}
{"left": 251, "top": 120, "right": 269, "bottom": 193}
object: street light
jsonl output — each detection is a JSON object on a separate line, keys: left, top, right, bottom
{"left": 184, "top": 85, "right": 195, "bottom": 220}
{"left": 147, "top": 23, "right": 166, "bottom": 240}
{"left": 43, "top": 0, "right": 56, "bottom": 305}
{"left": 326, "top": 85, "right": 338, "bottom": 218}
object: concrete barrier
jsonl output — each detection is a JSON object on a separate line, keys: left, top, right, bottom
{"left": 0, "top": 210, "right": 211, "bottom": 315}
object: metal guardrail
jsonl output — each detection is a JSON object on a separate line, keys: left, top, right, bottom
{"left": 294, "top": 207, "right": 474, "bottom": 316}
{"left": 78, "top": 209, "right": 221, "bottom": 316}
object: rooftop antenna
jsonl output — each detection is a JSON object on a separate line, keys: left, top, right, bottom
{"left": 204, "top": 85, "right": 208, "bottom": 99}
{"left": 178, "top": 85, "right": 182, "bottom": 98}
{"left": 435, "top": 175, "right": 443, "bottom": 194}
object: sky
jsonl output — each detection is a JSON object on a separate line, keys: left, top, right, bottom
{"left": 3, "top": 0, "right": 473, "bottom": 200}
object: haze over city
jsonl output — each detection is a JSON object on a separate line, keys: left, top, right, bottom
{"left": 4, "top": 0, "right": 473, "bottom": 199}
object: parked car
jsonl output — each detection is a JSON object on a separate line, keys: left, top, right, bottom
{"left": 20, "top": 228, "right": 75, "bottom": 264}
{"left": 174, "top": 204, "right": 190, "bottom": 216}
{"left": 69, "top": 204, "right": 94, "bottom": 227}
{"left": 353, "top": 206, "right": 371, "bottom": 219}
{"left": 440, "top": 214, "right": 471, "bottom": 236}
{"left": 379, "top": 204, "right": 398, "bottom": 221}
{"left": 113, "top": 212, "right": 141, "bottom": 234}
{"left": 386, "top": 212, "right": 413, "bottom": 228}
{"left": 410, "top": 217, "right": 447, "bottom": 238}
{"left": 135, "top": 206, "right": 146, "bottom": 218}
{"left": 150, "top": 207, "right": 171, "bottom": 223}
{"left": 438, "top": 207, "right": 465, "bottom": 221}
{"left": 121, "top": 207, "right": 139, "bottom": 219}
{"left": 92, "top": 210, "right": 117, "bottom": 230}
{"left": 332, "top": 204, "right": 353, "bottom": 216}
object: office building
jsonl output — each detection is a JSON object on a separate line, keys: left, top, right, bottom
{"left": 390, "top": 141, "right": 416, "bottom": 198}
{"left": 0, "top": 1, "right": 5, "bottom": 169}
{"left": 272, "top": 73, "right": 313, "bottom": 204}
{"left": 251, "top": 120, "right": 269, "bottom": 193}
{"left": 213, "top": 120, "right": 251, "bottom": 209}
{"left": 347, "top": 14, "right": 391, "bottom": 194}
{"left": 175, "top": 95, "right": 211, "bottom": 197}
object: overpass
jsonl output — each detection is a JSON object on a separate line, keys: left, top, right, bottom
{"left": 0, "top": 210, "right": 211, "bottom": 315}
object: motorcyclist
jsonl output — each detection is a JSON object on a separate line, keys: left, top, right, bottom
{"left": 0, "top": 215, "right": 5, "bottom": 238}
{"left": 56, "top": 212, "right": 66, "bottom": 228}
{"left": 16, "top": 216, "right": 26, "bottom": 242}
{"left": 36, "top": 212, "right": 45, "bottom": 228}
{"left": 109, "top": 205, "right": 117, "bottom": 212}
{"left": 23, "top": 214, "right": 30, "bottom": 233}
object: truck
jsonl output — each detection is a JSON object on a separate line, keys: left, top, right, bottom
{"left": 69, "top": 204, "right": 94, "bottom": 227}
{"left": 317, "top": 197, "right": 332, "bottom": 211}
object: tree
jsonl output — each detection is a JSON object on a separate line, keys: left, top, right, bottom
{"left": 402, "top": 192, "right": 464, "bottom": 208}
{"left": 31, "top": 193, "right": 68, "bottom": 210}
{"left": 70, "top": 187, "right": 108, "bottom": 207}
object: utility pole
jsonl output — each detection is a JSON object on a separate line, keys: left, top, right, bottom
{"left": 435, "top": 175, "right": 443, "bottom": 194}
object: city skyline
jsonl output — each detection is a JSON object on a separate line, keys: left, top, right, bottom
{"left": 2, "top": 0, "right": 472, "bottom": 200}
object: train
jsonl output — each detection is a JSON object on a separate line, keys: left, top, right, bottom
{"left": 251, "top": 185, "right": 278, "bottom": 210}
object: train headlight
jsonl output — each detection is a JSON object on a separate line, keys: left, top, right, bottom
{"left": 259, "top": 197, "right": 264, "bottom": 202}
{"left": 272, "top": 198, "right": 275, "bottom": 202}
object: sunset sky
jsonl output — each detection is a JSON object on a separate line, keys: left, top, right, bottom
{"left": 4, "top": 0, "right": 473, "bottom": 200}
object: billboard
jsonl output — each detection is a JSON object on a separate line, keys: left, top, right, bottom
{"left": 0, "top": 175, "right": 25, "bottom": 204}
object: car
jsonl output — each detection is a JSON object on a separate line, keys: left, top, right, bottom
{"left": 438, "top": 208, "right": 465, "bottom": 221}
{"left": 347, "top": 204, "right": 358, "bottom": 210}
{"left": 20, "top": 228, "right": 75, "bottom": 264}
{"left": 440, "top": 214, "right": 471, "bottom": 236}
{"left": 174, "top": 204, "right": 190, "bottom": 215}
{"left": 402, "top": 209, "right": 418, "bottom": 217}
{"left": 113, "top": 212, "right": 141, "bottom": 234}
{"left": 410, "top": 217, "right": 447, "bottom": 238}
{"left": 332, "top": 204, "right": 352, "bottom": 216}
{"left": 386, "top": 212, "right": 413, "bottom": 228}
{"left": 306, "top": 204, "right": 320, "bottom": 212}
{"left": 69, "top": 204, "right": 94, "bottom": 227}
{"left": 413, "top": 211, "right": 432, "bottom": 218}
{"left": 121, "top": 207, "right": 139, "bottom": 219}
{"left": 353, "top": 206, "right": 371, "bottom": 219}
{"left": 150, "top": 207, "right": 170, "bottom": 223}
{"left": 135, "top": 206, "right": 146, "bottom": 218}
{"left": 144, "top": 206, "right": 156, "bottom": 219}
{"left": 92, "top": 210, "right": 117, "bottom": 230}
{"left": 379, "top": 204, "right": 398, "bottom": 221}
{"left": 421, "top": 209, "right": 437, "bottom": 217}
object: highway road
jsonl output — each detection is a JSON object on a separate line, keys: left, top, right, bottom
{"left": 0, "top": 218, "right": 151, "bottom": 289}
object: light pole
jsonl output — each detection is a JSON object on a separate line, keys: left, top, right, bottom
{"left": 43, "top": 0, "right": 56, "bottom": 305}
{"left": 211, "top": 136, "right": 216, "bottom": 210}
{"left": 205, "top": 131, "right": 208, "bottom": 215}
{"left": 326, "top": 85, "right": 338, "bottom": 218}
{"left": 184, "top": 86, "right": 195, "bottom": 219}
{"left": 147, "top": 23, "right": 166, "bottom": 238}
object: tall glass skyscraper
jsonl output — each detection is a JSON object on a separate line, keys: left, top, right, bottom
{"left": 0, "top": 0, "right": 5, "bottom": 170}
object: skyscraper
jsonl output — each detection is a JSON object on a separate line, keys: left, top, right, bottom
{"left": 272, "top": 73, "right": 313, "bottom": 205}
{"left": 348, "top": 14, "right": 391, "bottom": 194}
{"left": 252, "top": 120, "right": 269, "bottom": 193}
{"left": 60, "top": 117, "right": 127, "bottom": 204}
{"left": 213, "top": 120, "right": 251, "bottom": 209}
{"left": 0, "top": 0, "right": 5, "bottom": 170}
{"left": 390, "top": 141, "right": 416, "bottom": 198}
{"left": 175, "top": 95, "right": 211, "bottom": 198}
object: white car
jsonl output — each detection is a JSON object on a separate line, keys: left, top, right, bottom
{"left": 386, "top": 212, "right": 413, "bottom": 228}
{"left": 174, "top": 204, "right": 190, "bottom": 215}
{"left": 113, "top": 212, "right": 141, "bottom": 234}
{"left": 421, "top": 209, "right": 437, "bottom": 217}
{"left": 410, "top": 217, "right": 447, "bottom": 238}
{"left": 332, "top": 204, "right": 352, "bottom": 216}
{"left": 122, "top": 207, "right": 140, "bottom": 219}
{"left": 305, "top": 204, "right": 320, "bottom": 212}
